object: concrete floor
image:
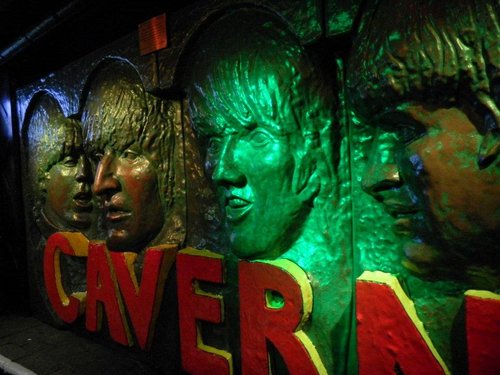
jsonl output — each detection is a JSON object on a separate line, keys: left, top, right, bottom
{"left": 0, "top": 315, "right": 161, "bottom": 375}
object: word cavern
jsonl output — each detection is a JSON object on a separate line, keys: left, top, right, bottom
{"left": 44, "top": 232, "right": 499, "bottom": 375}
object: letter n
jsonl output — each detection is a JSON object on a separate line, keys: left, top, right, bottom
{"left": 43, "top": 232, "right": 88, "bottom": 323}
{"left": 239, "top": 259, "right": 327, "bottom": 375}
{"left": 356, "top": 271, "right": 449, "bottom": 375}
{"left": 86, "top": 242, "right": 132, "bottom": 346}
{"left": 465, "top": 290, "right": 500, "bottom": 375}
{"left": 177, "top": 248, "right": 232, "bottom": 375}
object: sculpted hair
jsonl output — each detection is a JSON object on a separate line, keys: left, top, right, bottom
{"left": 348, "top": 0, "right": 500, "bottom": 126}
{"left": 25, "top": 92, "right": 83, "bottom": 204}
{"left": 187, "top": 9, "right": 335, "bottom": 157}
{"left": 82, "top": 60, "right": 175, "bottom": 209}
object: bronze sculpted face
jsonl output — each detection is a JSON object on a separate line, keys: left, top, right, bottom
{"left": 188, "top": 10, "right": 334, "bottom": 259}
{"left": 92, "top": 144, "right": 163, "bottom": 252}
{"left": 83, "top": 61, "right": 173, "bottom": 252}
{"left": 348, "top": 0, "right": 500, "bottom": 283}
{"left": 26, "top": 93, "right": 93, "bottom": 234}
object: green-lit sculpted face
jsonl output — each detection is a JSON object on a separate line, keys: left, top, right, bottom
{"left": 188, "top": 10, "right": 326, "bottom": 260}
{"left": 205, "top": 123, "right": 307, "bottom": 259}
{"left": 363, "top": 103, "right": 500, "bottom": 275}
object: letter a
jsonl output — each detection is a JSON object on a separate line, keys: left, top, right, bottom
{"left": 86, "top": 242, "right": 132, "bottom": 346}
{"left": 110, "top": 245, "right": 177, "bottom": 350}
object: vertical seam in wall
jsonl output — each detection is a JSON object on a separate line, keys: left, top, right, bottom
{"left": 336, "top": 55, "right": 358, "bottom": 374}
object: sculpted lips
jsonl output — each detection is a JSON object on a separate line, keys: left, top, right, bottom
{"left": 73, "top": 190, "right": 92, "bottom": 211}
{"left": 225, "top": 193, "right": 252, "bottom": 223}
{"left": 382, "top": 199, "right": 418, "bottom": 236}
{"left": 105, "top": 199, "right": 131, "bottom": 223}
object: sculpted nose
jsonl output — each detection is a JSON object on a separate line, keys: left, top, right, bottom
{"left": 93, "top": 151, "right": 119, "bottom": 196}
{"left": 361, "top": 131, "right": 402, "bottom": 199}
{"left": 211, "top": 139, "right": 245, "bottom": 187}
{"left": 362, "top": 162, "right": 401, "bottom": 198}
{"left": 75, "top": 155, "right": 92, "bottom": 183}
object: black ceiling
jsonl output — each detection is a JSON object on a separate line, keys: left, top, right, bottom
{"left": 0, "top": 0, "right": 195, "bottom": 87}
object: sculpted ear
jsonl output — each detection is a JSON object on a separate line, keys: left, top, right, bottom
{"left": 292, "top": 153, "right": 320, "bottom": 203}
{"left": 478, "top": 128, "right": 500, "bottom": 169}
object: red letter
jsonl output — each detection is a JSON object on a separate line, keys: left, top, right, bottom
{"left": 43, "top": 232, "right": 88, "bottom": 323}
{"left": 110, "top": 245, "right": 177, "bottom": 350}
{"left": 356, "top": 271, "right": 449, "bottom": 375}
{"left": 86, "top": 242, "right": 132, "bottom": 346}
{"left": 177, "top": 248, "right": 232, "bottom": 375}
{"left": 239, "top": 259, "right": 327, "bottom": 375}
{"left": 465, "top": 290, "right": 500, "bottom": 375}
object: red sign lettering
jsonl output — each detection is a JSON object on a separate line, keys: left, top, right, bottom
{"left": 110, "top": 245, "right": 177, "bottom": 350}
{"left": 465, "top": 290, "right": 500, "bottom": 375}
{"left": 177, "top": 248, "right": 232, "bottom": 375}
{"left": 43, "top": 232, "right": 89, "bottom": 323}
{"left": 239, "top": 259, "right": 326, "bottom": 375}
{"left": 356, "top": 271, "right": 449, "bottom": 375}
{"left": 86, "top": 242, "right": 132, "bottom": 346}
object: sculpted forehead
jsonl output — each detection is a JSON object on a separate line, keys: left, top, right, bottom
{"left": 187, "top": 10, "right": 323, "bottom": 140}
{"left": 83, "top": 63, "right": 149, "bottom": 154}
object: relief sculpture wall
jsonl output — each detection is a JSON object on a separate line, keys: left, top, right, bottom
{"left": 15, "top": 0, "right": 499, "bottom": 374}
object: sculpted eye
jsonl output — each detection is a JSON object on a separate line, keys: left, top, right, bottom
{"left": 248, "top": 129, "right": 272, "bottom": 148}
{"left": 62, "top": 156, "right": 78, "bottom": 167}
{"left": 207, "top": 138, "right": 221, "bottom": 156}
{"left": 122, "top": 149, "right": 139, "bottom": 161}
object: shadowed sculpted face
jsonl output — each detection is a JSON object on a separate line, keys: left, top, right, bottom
{"left": 349, "top": 0, "right": 500, "bottom": 281}
{"left": 362, "top": 104, "right": 500, "bottom": 277}
{"left": 28, "top": 95, "right": 94, "bottom": 233}
{"left": 44, "top": 151, "right": 93, "bottom": 231}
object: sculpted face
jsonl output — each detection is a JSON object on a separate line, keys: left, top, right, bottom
{"left": 187, "top": 9, "right": 330, "bottom": 260}
{"left": 362, "top": 102, "right": 500, "bottom": 276}
{"left": 43, "top": 153, "right": 93, "bottom": 230}
{"left": 93, "top": 142, "right": 163, "bottom": 252}
{"left": 204, "top": 123, "right": 307, "bottom": 259}
{"left": 83, "top": 61, "right": 168, "bottom": 252}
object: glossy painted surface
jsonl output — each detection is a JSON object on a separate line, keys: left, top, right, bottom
{"left": 15, "top": 1, "right": 500, "bottom": 373}
{"left": 346, "top": 0, "right": 500, "bottom": 370}
{"left": 187, "top": 9, "right": 334, "bottom": 261}
{"left": 82, "top": 61, "right": 167, "bottom": 252}
{"left": 44, "top": 154, "right": 93, "bottom": 230}
{"left": 204, "top": 126, "right": 311, "bottom": 260}
{"left": 93, "top": 147, "right": 163, "bottom": 252}
{"left": 348, "top": 0, "right": 500, "bottom": 288}
{"left": 363, "top": 104, "right": 500, "bottom": 281}
{"left": 25, "top": 93, "right": 94, "bottom": 235}
{"left": 186, "top": 8, "right": 350, "bottom": 373}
